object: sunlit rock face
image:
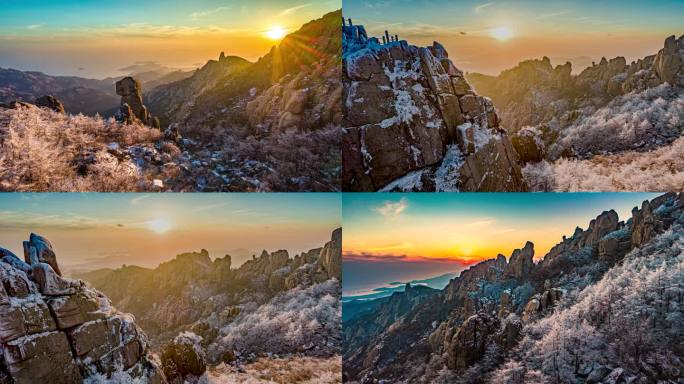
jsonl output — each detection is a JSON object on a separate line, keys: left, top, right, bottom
{"left": 0, "top": 234, "right": 166, "bottom": 383}
{"left": 342, "top": 20, "right": 526, "bottom": 192}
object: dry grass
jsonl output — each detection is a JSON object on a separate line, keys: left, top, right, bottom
{"left": 0, "top": 106, "right": 162, "bottom": 191}
{"left": 207, "top": 356, "right": 341, "bottom": 384}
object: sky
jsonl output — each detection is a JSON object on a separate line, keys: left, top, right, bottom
{"left": 0, "top": 0, "right": 340, "bottom": 78}
{"left": 342, "top": 192, "right": 660, "bottom": 296}
{"left": 0, "top": 193, "right": 340, "bottom": 276}
{"left": 344, "top": 0, "right": 684, "bottom": 74}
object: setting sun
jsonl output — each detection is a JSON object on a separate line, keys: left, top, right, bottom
{"left": 266, "top": 26, "right": 286, "bottom": 40}
{"left": 490, "top": 26, "right": 513, "bottom": 41}
{"left": 147, "top": 218, "right": 172, "bottom": 234}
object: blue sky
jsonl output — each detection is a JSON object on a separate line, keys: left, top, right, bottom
{"left": 0, "top": 193, "right": 341, "bottom": 274}
{"left": 0, "top": 0, "right": 340, "bottom": 77}
{"left": 343, "top": 0, "right": 683, "bottom": 74}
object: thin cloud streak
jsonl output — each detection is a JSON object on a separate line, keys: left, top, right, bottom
{"left": 279, "top": 3, "right": 312, "bottom": 16}
{"left": 191, "top": 6, "right": 231, "bottom": 20}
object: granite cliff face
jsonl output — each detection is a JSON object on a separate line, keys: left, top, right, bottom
{"left": 343, "top": 193, "right": 684, "bottom": 383}
{"left": 0, "top": 234, "right": 165, "bottom": 383}
{"left": 341, "top": 20, "right": 526, "bottom": 192}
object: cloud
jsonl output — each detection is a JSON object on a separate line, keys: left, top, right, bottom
{"left": 191, "top": 6, "right": 231, "bottom": 20}
{"left": 368, "top": 242, "right": 415, "bottom": 252}
{"left": 373, "top": 197, "right": 408, "bottom": 217}
{"left": 494, "top": 228, "right": 515, "bottom": 234}
{"left": 363, "top": 0, "right": 395, "bottom": 8}
{"left": 279, "top": 3, "right": 312, "bottom": 16}
{"left": 537, "top": 10, "right": 570, "bottom": 20}
{"left": 474, "top": 2, "right": 493, "bottom": 13}
{"left": 466, "top": 218, "right": 495, "bottom": 227}
{"left": 344, "top": 252, "right": 476, "bottom": 264}
{"left": 130, "top": 195, "right": 150, "bottom": 205}
{"left": 0, "top": 210, "right": 108, "bottom": 231}
{"left": 27, "top": 24, "right": 45, "bottom": 30}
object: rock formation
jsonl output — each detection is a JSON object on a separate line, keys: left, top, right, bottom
{"left": 115, "top": 76, "right": 160, "bottom": 129}
{"left": 34, "top": 95, "right": 65, "bottom": 113}
{"left": 78, "top": 228, "right": 342, "bottom": 351}
{"left": 342, "top": 21, "right": 526, "bottom": 191}
{"left": 0, "top": 234, "right": 165, "bottom": 383}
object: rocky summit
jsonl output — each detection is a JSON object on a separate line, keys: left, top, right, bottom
{"left": 343, "top": 193, "right": 684, "bottom": 383}
{"left": 0, "top": 234, "right": 165, "bottom": 383}
{"left": 342, "top": 19, "right": 526, "bottom": 192}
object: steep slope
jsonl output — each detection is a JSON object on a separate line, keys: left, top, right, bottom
{"left": 341, "top": 21, "right": 526, "bottom": 192}
{"left": 343, "top": 193, "right": 684, "bottom": 383}
{"left": 466, "top": 35, "right": 684, "bottom": 191}
{"left": 0, "top": 234, "right": 165, "bottom": 383}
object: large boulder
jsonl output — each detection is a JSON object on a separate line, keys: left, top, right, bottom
{"left": 34, "top": 95, "right": 65, "bottom": 114}
{"left": 160, "top": 332, "right": 206, "bottom": 384}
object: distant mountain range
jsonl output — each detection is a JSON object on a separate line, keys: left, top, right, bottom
{"left": 0, "top": 65, "right": 193, "bottom": 116}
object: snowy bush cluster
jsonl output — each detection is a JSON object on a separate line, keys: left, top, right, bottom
{"left": 555, "top": 83, "right": 683, "bottom": 157}
{"left": 523, "top": 135, "right": 684, "bottom": 191}
{"left": 0, "top": 107, "right": 162, "bottom": 191}
{"left": 208, "top": 279, "right": 341, "bottom": 361}
{"left": 491, "top": 223, "right": 684, "bottom": 383}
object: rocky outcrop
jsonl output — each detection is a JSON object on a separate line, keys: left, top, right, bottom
{"left": 342, "top": 23, "right": 526, "bottom": 191}
{"left": 504, "top": 241, "right": 535, "bottom": 280}
{"left": 0, "top": 235, "right": 165, "bottom": 383}
{"left": 631, "top": 200, "right": 662, "bottom": 248}
{"left": 160, "top": 332, "right": 206, "bottom": 384}
{"left": 445, "top": 313, "right": 499, "bottom": 371}
{"left": 653, "top": 35, "right": 684, "bottom": 86}
{"left": 115, "top": 77, "right": 160, "bottom": 129}
{"left": 34, "top": 95, "right": 65, "bottom": 114}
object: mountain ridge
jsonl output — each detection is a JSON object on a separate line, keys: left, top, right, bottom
{"left": 343, "top": 193, "right": 684, "bottom": 383}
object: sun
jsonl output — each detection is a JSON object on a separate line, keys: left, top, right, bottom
{"left": 491, "top": 26, "right": 513, "bottom": 41}
{"left": 147, "top": 218, "right": 172, "bottom": 234}
{"left": 265, "top": 26, "right": 286, "bottom": 40}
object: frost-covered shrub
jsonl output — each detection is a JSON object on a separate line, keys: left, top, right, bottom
{"left": 492, "top": 225, "right": 684, "bottom": 382}
{"left": 0, "top": 107, "right": 161, "bottom": 191}
{"left": 207, "top": 279, "right": 341, "bottom": 362}
{"left": 523, "top": 135, "right": 684, "bottom": 191}
{"left": 555, "top": 84, "right": 684, "bottom": 157}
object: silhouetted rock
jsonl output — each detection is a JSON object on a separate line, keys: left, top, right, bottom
{"left": 34, "top": 95, "right": 65, "bottom": 113}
